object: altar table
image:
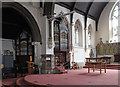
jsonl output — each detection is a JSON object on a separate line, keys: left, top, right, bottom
{"left": 87, "top": 62, "right": 106, "bottom": 74}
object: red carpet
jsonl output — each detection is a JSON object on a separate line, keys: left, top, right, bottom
{"left": 24, "top": 68, "right": 119, "bottom": 86}
{"left": 2, "top": 78, "right": 18, "bottom": 86}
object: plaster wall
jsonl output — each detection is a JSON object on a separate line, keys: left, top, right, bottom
{"left": 1, "top": 39, "right": 15, "bottom": 60}
{"left": 97, "top": 2, "right": 115, "bottom": 44}
{"left": 54, "top": 4, "right": 70, "bottom": 23}
{"left": 72, "top": 13, "right": 85, "bottom": 66}
{"left": 85, "top": 18, "right": 96, "bottom": 58}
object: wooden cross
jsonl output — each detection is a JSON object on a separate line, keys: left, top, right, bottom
{"left": 69, "top": 47, "right": 78, "bottom": 63}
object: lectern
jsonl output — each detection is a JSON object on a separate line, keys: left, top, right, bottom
{"left": 27, "top": 61, "right": 34, "bottom": 74}
{"left": 27, "top": 56, "right": 34, "bottom": 74}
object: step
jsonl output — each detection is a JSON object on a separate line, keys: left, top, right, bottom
{"left": 16, "top": 77, "right": 30, "bottom": 87}
{"left": 2, "top": 78, "right": 18, "bottom": 86}
{"left": 56, "top": 66, "right": 68, "bottom": 74}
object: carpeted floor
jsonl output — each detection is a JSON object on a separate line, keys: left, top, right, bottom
{"left": 24, "top": 68, "right": 119, "bottom": 86}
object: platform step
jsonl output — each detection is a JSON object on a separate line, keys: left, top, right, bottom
{"left": 2, "top": 78, "right": 18, "bottom": 86}
{"left": 56, "top": 66, "right": 68, "bottom": 74}
{"left": 16, "top": 77, "right": 31, "bottom": 87}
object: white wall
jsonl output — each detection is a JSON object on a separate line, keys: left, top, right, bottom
{"left": 2, "top": 39, "right": 14, "bottom": 54}
{"left": 97, "top": 2, "right": 115, "bottom": 44}
{"left": 54, "top": 4, "right": 70, "bottom": 23}
{"left": 72, "top": 13, "right": 85, "bottom": 66}
{"left": 1, "top": 39, "right": 15, "bottom": 60}
{"left": 54, "top": 4, "right": 97, "bottom": 67}
{"left": 85, "top": 18, "right": 96, "bottom": 58}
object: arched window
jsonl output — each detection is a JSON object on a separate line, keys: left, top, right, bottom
{"left": 54, "top": 17, "right": 69, "bottom": 51}
{"left": 110, "top": 1, "right": 119, "bottom": 43}
{"left": 74, "top": 19, "right": 83, "bottom": 46}
{"left": 88, "top": 24, "right": 92, "bottom": 47}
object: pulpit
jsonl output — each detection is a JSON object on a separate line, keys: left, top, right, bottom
{"left": 27, "top": 61, "right": 34, "bottom": 74}
{"left": 41, "top": 54, "right": 54, "bottom": 74}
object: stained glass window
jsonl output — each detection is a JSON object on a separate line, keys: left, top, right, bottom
{"left": 111, "top": 2, "right": 119, "bottom": 42}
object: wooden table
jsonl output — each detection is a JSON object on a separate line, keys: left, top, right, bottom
{"left": 87, "top": 62, "right": 106, "bottom": 74}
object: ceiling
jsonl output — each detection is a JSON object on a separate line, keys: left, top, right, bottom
{"left": 56, "top": 1, "right": 109, "bottom": 22}
{"left": 57, "top": 0, "right": 109, "bottom": 21}
{"left": 44, "top": 1, "right": 110, "bottom": 29}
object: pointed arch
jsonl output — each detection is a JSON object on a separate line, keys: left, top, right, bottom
{"left": 109, "top": 1, "right": 119, "bottom": 43}
{"left": 74, "top": 19, "right": 83, "bottom": 47}
{"left": 59, "top": 11, "right": 70, "bottom": 30}
{"left": 2, "top": 2, "right": 42, "bottom": 43}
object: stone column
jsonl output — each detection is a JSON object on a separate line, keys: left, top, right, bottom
{"left": 70, "top": 19, "right": 74, "bottom": 68}
{"left": 32, "top": 42, "right": 41, "bottom": 65}
{"left": 84, "top": 28, "right": 87, "bottom": 51}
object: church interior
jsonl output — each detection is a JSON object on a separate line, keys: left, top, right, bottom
{"left": 0, "top": 0, "right": 120, "bottom": 87}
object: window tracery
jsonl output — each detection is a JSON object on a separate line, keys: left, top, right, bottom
{"left": 74, "top": 19, "right": 83, "bottom": 46}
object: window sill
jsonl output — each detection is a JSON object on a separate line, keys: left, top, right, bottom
{"left": 74, "top": 44, "right": 83, "bottom": 48}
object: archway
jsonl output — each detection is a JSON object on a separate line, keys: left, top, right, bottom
{"left": 2, "top": 2, "right": 42, "bottom": 42}
{"left": 2, "top": 2, "right": 42, "bottom": 76}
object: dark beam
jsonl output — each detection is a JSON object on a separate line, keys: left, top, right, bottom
{"left": 43, "top": 2, "right": 55, "bottom": 17}
{"left": 72, "top": 1, "right": 76, "bottom": 10}
{"left": 84, "top": 1, "right": 94, "bottom": 28}
{"left": 55, "top": 2, "right": 73, "bottom": 10}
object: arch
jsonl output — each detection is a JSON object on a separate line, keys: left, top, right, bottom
{"left": 2, "top": 2, "right": 42, "bottom": 44}
{"left": 74, "top": 19, "right": 83, "bottom": 46}
{"left": 59, "top": 11, "right": 70, "bottom": 30}
{"left": 109, "top": 0, "right": 119, "bottom": 43}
